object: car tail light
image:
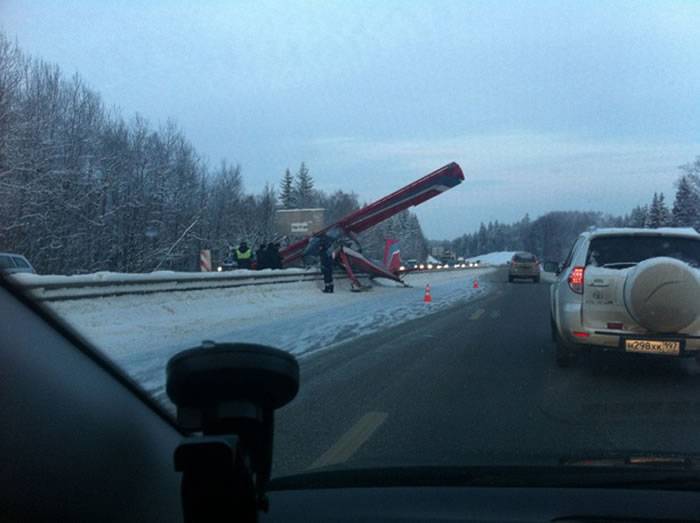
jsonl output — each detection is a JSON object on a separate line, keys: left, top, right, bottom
{"left": 568, "top": 266, "right": 585, "bottom": 294}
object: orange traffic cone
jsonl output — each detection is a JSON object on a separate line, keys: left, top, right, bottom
{"left": 424, "top": 284, "right": 432, "bottom": 303}
{"left": 472, "top": 278, "right": 479, "bottom": 289}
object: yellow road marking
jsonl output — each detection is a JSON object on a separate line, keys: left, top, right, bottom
{"left": 309, "top": 412, "right": 387, "bottom": 469}
{"left": 468, "top": 308, "right": 485, "bottom": 320}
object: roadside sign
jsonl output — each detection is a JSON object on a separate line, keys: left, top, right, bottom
{"left": 275, "top": 209, "right": 325, "bottom": 240}
{"left": 199, "top": 249, "right": 212, "bottom": 272}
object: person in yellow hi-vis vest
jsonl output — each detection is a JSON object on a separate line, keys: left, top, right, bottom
{"left": 235, "top": 241, "right": 253, "bottom": 269}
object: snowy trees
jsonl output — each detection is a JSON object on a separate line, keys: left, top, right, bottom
{"left": 672, "top": 176, "right": 700, "bottom": 228}
{"left": 636, "top": 158, "right": 700, "bottom": 230}
{"left": 317, "top": 190, "right": 360, "bottom": 224}
{"left": 646, "top": 193, "right": 671, "bottom": 228}
{"left": 275, "top": 161, "right": 429, "bottom": 261}
{"left": 0, "top": 33, "right": 432, "bottom": 274}
{"left": 294, "top": 162, "right": 314, "bottom": 208}
{"left": 279, "top": 162, "right": 315, "bottom": 208}
{"left": 450, "top": 212, "right": 620, "bottom": 261}
{"left": 359, "top": 210, "right": 428, "bottom": 261}
{"left": 449, "top": 159, "right": 700, "bottom": 262}
{"left": 625, "top": 205, "right": 648, "bottom": 228}
{"left": 0, "top": 34, "right": 273, "bottom": 273}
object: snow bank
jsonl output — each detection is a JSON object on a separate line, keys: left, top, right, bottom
{"left": 11, "top": 267, "right": 313, "bottom": 287}
{"left": 13, "top": 268, "right": 322, "bottom": 301}
{"left": 45, "top": 268, "right": 495, "bottom": 397}
{"left": 466, "top": 251, "right": 518, "bottom": 266}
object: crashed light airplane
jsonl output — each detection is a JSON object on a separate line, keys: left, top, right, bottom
{"left": 279, "top": 162, "right": 465, "bottom": 290}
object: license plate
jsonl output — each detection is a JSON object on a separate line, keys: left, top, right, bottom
{"left": 625, "top": 339, "right": 680, "bottom": 355}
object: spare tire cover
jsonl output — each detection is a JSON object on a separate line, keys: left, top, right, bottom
{"left": 624, "top": 257, "right": 700, "bottom": 333}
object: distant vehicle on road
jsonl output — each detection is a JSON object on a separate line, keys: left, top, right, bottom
{"left": 404, "top": 259, "right": 418, "bottom": 270}
{"left": 0, "top": 253, "right": 35, "bottom": 274}
{"left": 508, "top": 252, "right": 540, "bottom": 283}
{"left": 550, "top": 227, "right": 700, "bottom": 368}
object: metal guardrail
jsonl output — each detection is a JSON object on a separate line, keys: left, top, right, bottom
{"left": 19, "top": 270, "right": 327, "bottom": 301}
{"left": 15, "top": 264, "right": 488, "bottom": 302}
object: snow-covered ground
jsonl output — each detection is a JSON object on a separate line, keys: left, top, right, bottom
{"left": 46, "top": 268, "right": 494, "bottom": 395}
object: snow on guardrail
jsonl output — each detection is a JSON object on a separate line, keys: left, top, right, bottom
{"left": 10, "top": 268, "right": 324, "bottom": 301}
{"left": 9, "top": 264, "right": 484, "bottom": 301}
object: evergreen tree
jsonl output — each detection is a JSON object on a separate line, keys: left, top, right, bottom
{"left": 646, "top": 193, "right": 660, "bottom": 228}
{"left": 658, "top": 192, "right": 671, "bottom": 227}
{"left": 647, "top": 192, "right": 670, "bottom": 228}
{"left": 680, "top": 157, "right": 700, "bottom": 191}
{"left": 626, "top": 205, "right": 648, "bottom": 227}
{"left": 672, "top": 176, "right": 699, "bottom": 227}
{"left": 279, "top": 169, "right": 295, "bottom": 209}
{"left": 476, "top": 223, "right": 488, "bottom": 254}
{"left": 294, "top": 162, "right": 314, "bottom": 208}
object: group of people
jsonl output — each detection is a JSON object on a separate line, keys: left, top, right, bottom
{"left": 255, "top": 242, "right": 283, "bottom": 270}
{"left": 233, "top": 241, "right": 282, "bottom": 270}
{"left": 232, "top": 237, "right": 335, "bottom": 294}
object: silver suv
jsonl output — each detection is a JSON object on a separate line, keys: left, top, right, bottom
{"left": 550, "top": 228, "right": 700, "bottom": 368}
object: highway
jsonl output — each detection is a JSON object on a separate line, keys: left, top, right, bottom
{"left": 273, "top": 268, "right": 700, "bottom": 477}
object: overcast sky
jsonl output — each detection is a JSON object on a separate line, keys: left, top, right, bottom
{"left": 3, "top": 1, "right": 700, "bottom": 238}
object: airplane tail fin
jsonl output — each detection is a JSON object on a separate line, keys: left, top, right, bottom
{"left": 383, "top": 239, "right": 401, "bottom": 273}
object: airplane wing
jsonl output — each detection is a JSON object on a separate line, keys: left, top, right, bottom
{"left": 280, "top": 162, "right": 464, "bottom": 265}
{"left": 335, "top": 162, "right": 464, "bottom": 234}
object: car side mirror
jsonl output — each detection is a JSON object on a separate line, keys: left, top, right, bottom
{"left": 167, "top": 341, "right": 299, "bottom": 522}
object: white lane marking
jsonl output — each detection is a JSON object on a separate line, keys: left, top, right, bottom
{"left": 309, "top": 412, "right": 388, "bottom": 469}
{"left": 468, "top": 308, "right": 485, "bottom": 320}
{"left": 490, "top": 310, "right": 501, "bottom": 319}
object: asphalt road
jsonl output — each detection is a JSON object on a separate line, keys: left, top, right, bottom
{"left": 272, "top": 267, "right": 700, "bottom": 478}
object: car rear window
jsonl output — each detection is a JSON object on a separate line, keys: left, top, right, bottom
{"left": 513, "top": 253, "right": 536, "bottom": 262}
{"left": 586, "top": 235, "right": 700, "bottom": 268}
{"left": 0, "top": 255, "right": 16, "bottom": 269}
{"left": 12, "top": 257, "right": 30, "bottom": 269}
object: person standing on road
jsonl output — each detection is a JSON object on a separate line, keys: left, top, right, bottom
{"left": 235, "top": 241, "right": 253, "bottom": 269}
{"left": 267, "top": 242, "right": 282, "bottom": 270}
{"left": 319, "top": 236, "right": 334, "bottom": 293}
{"left": 256, "top": 243, "right": 268, "bottom": 270}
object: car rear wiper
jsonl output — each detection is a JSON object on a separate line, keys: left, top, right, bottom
{"left": 562, "top": 454, "right": 695, "bottom": 469}
{"left": 559, "top": 453, "right": 700, "bottom": 489}
{"left": 268, "top": 465, "right": 700, "bottom": 492}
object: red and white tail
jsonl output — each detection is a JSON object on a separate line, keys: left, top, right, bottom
{"left": 383, "top": 239, "right": 401, "bottom": 274}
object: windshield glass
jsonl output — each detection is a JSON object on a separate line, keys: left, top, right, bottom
{"left": 12, "top": 257, "right": 30, "bottom": 268}
{"left": 587, "top": 236, "right": 700, "bottom": 267}
{"left": 3, "top": 2, "right": 700, "bottom": 480}
{"left": 0, "top": 256, "right": 15, "bottom": 269}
